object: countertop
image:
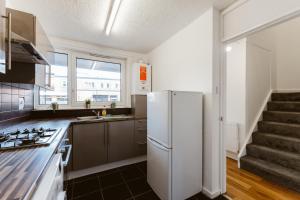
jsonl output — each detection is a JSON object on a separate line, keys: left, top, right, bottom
{"left": 0, "top": 119, "right": 72, "bottom": 200}
{"left": 0, "top": 115, "right": 139, "bottom": 200}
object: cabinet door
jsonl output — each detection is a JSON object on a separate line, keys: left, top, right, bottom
{"left": 73, "top": 123, "right": 107, "bottom": 170}
{"left": 0, "top": 0, "right": 6, "bottom": 74}
{"left": 35, "top": 18, "right": 54, "bottom": 88}
{"left": 108, "top": 120, "right": 135, "bottom": 162}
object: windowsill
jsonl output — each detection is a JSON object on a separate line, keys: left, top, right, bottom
{"left": 33, "top": 106, "right": 131, "bottom": 111}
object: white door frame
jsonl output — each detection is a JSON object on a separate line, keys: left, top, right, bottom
{"left": 219, "top": 8, "right": 300, "bottom": 195}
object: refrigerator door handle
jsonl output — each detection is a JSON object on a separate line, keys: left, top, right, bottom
{"left": 147, "top": 137, "right": 170, "bottom": 151}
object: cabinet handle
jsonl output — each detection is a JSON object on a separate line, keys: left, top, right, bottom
{"left": 136, "top": 141, "right": 147, "bottom": 145}
{"left": 106, "top": 123, "right": 109, "bottom": 145}
{"left": 61, "top": 145, "right": 72, "bottom": 167}
{"left": 2, "top": 12, "right": 11, "bottom": 70}
{"left": 104, "top": 124, "right": 106, "bottom": 145}
{"left": 7, "top": 12, "right": 11, "bottom": 71}
{"left": 48, "top": 64, "right": 51, "bottom": 88}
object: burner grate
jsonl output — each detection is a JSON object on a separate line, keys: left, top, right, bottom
{"left": 0, "top": 127, "right": 60, "bottom": 151}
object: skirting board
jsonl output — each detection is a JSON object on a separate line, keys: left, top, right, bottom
{"left": 223, "top": 194, "right": 233, "bottom": 200}
{"left": 202, "top": 187, "right": 221, "bottom": 199}
{"left": 68, "top": 155, "right": 146, "bottom": 180}
{"left": 226, "top": 151, "right": 238, "bottom": 160}
{"left": 273, "top": 89, "right": 300, "bottom": 93}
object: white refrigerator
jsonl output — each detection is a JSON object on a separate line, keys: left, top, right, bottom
{"left": 147, "top": 91, "right": 203, "bottom": 200}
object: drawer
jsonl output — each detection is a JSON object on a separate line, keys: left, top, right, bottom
{"left": 135, "top": 129, "right": 147, "bottom": 135}
{"left": 135, "top": 119, "right": 147, "bottom": 130}
{"left": 135, "top": 132, "right": 147, "bottom": 144}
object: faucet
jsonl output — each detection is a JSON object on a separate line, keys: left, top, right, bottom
{"left": 92, "top": 110, "right": 101, "bottom": 119}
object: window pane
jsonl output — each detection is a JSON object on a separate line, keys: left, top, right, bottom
{"left": 76, "top": 58, "right": 121, "bottom": 102}
{"left": 39, "top": 53, "right": 68, "bottom": 105}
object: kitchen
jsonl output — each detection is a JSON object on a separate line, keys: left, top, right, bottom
{"left": 0, "top": 1, "right": 235, "bottom": 200}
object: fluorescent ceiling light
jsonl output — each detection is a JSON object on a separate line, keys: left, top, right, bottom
{"left": 105, "top": 0, "right": 122, "bottom": 36}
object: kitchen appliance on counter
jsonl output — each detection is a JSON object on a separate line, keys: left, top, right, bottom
{"left": 0, "top": 127, "right": 60, "bottom": 150}
{"left": 147, "top": 91, "right": 203, "bottom": 200}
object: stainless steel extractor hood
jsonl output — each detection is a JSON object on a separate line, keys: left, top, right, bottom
{"left": 11, "top": 32, "right": 50, "bottom": 65}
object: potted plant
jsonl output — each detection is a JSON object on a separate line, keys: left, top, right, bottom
{"left": 50, "top": 102, "right": 59, "bottom": 112}
{"left": 85, "top": 99, "right": 91, "bottom": 109}
{"left": 110, "top": 102, "right": 116, "bottom": 109}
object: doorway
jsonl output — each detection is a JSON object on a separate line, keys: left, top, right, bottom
{"left": 221, "top": 14, "right": 300, "bottom": 199}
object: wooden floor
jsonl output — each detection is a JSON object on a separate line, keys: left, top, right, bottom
{"left": 226, "top": 158, "right": 300, "bottom": 200}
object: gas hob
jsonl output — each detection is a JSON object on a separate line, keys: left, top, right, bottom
{"left": 0, "top": 127, "right": 61, "bottom": 151}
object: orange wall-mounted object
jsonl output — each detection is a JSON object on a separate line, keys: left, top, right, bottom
{"left": 140, "top": 65, "right": 147, "bottom": 81}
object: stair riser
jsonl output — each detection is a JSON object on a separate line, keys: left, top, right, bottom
{"left": 240, "top": 159, "right": 300, "bottom": 193}
{"left": 246, "top": 146, "right": 300, "bottom": 171}
{"left": 252, "top": 134, "right": 300, "bottom": 154}
{"left": 268, "top": 102, "right": 300, "bottom": 112}
{"left": 263, "top": 112, "right": 300, "bottom": 124}
{"left": 272, "top": 93, "right": 300, "bottom": 101}
{"left": 258, "top": 122, "right": 300, "bottom": 139}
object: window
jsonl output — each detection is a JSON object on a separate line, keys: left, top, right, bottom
{"left": 36, "top": 51, "right": 126, "bottom": 108}
{"left": 76, "top": 58, "right": 122, "bottom": 102}
{"left": 39, "top": 53, "right": 68, "bottom": 105}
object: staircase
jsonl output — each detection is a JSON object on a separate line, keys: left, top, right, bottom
{"left": 240, "top": 92, "right": 300, "bottom": 192}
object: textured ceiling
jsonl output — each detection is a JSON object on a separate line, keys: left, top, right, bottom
{"left": 7, "top": 0, "right": 236, "bottom": 53}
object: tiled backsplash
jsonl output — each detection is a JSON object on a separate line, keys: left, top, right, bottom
{"left": 0, "top": 82, "right": 34, "bottom": 121}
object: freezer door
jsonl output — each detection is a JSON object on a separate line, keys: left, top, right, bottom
{"left": 147, "top": 138, "right": 172, "bottom": 200}
{"left": 147, "top": 91, "right": 171, "bottom": 148}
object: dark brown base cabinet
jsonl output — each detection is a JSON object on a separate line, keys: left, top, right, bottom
{"left": 108, "top": 120, "right": 135, "bottom": 162}
{"left": 73, "top": 123, "right": 107, "bottom": 170}
{"left": 72, "top": 120, "right": 147, "bottom": 171}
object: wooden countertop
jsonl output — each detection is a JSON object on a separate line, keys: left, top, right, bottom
{"left": 0, "top": 116, "right": 140, "bottom": 200}
{"left": 0, "top": 119, "right": 72, "bottom": 200}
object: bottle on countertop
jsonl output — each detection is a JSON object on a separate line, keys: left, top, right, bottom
{"left": 102, "top": 106, "right": 107, "bottom": 117}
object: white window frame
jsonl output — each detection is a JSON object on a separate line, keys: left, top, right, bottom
{"left": 71, "top": 52, "right": 126, "bottom": 107}
{"left": 35, "top": 50, "right": 72, "bottom": 110}
{"left": 34, "top": 50, "right": 127, "bottom": 109}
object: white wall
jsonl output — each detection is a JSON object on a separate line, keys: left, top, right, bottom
{"left": 242, "top": 16, "right": 300, "bottom": 91}
{"left": 222, "top": 0, "right": 300, "bottom": 41}
{"left": 225, "top": 34, "right": 273, "bottom": 155}
{"left": 245, "top": 38, "right": 272, "bottom": 135}
{"left": 225, "top": 39, "right": 246, "bottom": 153}
{"left": 148, "top": 8, "right": 221, "bottom": 197}
{"left": 271, "top": 17, "right": 300, "bottom": 91}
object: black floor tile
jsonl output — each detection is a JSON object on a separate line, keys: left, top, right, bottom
{"left": 72, "top": 177, "right": 101, "bottom": 198}
{"left": 66, "top": 183, "right": 73, "bottom": 200}
{"left": 66, "top": 162, "right": 227, "bottom": 200}
{"left": 136, "top": 161, "right": 147, "bottom": 175}
{"left": 73, "top": 173, "right": 98, "bottom": 183}
{"left": 97, "top": 168, "right": 119, "bottom": 177}
{"left": 120, "top": 165, "right": 144, "bottom": 181}
{"left": 127, "top": 177, "right": 151, "bottom": 196}
{"left": 100, "top": 172, "right": 124, "bottom": 189}
{"left": 135, "top": 191, "right": 160, "bottom": 200}
{"left": 102, "top": 184, "right": 132, "bottom": 200}
{"left": 73, "top": 190, "right": 103, "bottom": 200}
{"left": 186, "top": 193, "right": 227, "bottom": 200}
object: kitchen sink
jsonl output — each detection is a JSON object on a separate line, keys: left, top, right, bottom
{"left": 102, "top": 115, "right": 129, "bottom": 119}
{"left": 76, "top": 115, "right": 131, "bottom": 121}
{"left": 76, "top": 116, "right": 103, "bottom": 120}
